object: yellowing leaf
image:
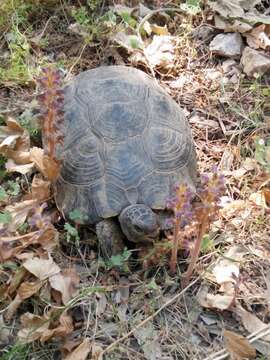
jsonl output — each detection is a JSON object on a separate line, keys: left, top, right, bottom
{"left": 23, "top": 257, "right": 60, "bottom": 280}
{"left": 151, "top": 24, "right": 169, "bottom": 36}
{"left": 223, "top": 329, "right": 256, "bottom": 359}
{"left": 64, "top": 338, "right": 92, "bottom": 360}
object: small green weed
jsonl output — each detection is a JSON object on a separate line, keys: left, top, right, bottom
{"left": 181, "top": 0, "right": 202, "bottom": 15}
{"left": 106, "top": 248, "right": 131, "bottom": 271}
{"left": 0, "top": 342, "right": 31, "bottom": 360}
{"left": 0, "top": 210, "right": 12, "bottom": 225}
{"left": 254, "top": 137, "right": 270, "bottom": 172}
{"left": 0, "top": 25, "right": 33, "bottom": 85}
{"left": 19, "top": 109, "right": 41, "bottom": 141}
{"left": 69, "top": 209, "right": 88, "bottom": 223}
{"left": 64, "top": 222, "right": 80, "bottom": 245}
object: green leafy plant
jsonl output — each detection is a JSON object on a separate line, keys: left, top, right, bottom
{"left": 181, "top": 0, "right": 202, "bottom": 15}
{"left": 64, "top": 223, "right": 80, "bottom": 245}
{"left": 254, "top": 137, "right": 270, "bottom": 172}
{"left": 106, "top": 248, "right": 131, "bottom": 271}
{"left": 0, "top": 25, "right": 33, "bottom": 85}
{"left": 69, "top": 209, "right": 88, "bottom": 223}
{"left": 71, "top": 6, "right": 90, "bottom": 26}
{"left": 0, "top": 211, "right": 12, "bottom": 224}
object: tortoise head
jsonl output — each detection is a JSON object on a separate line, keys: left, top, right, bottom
{"left": 119, "top": 204, "right": 159, "bottom": 243}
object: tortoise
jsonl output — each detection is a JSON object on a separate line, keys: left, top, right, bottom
{"left": 55, "top": 66, "right": 197, "bottom": 257}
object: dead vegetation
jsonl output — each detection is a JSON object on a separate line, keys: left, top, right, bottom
{"left": 0, "top": 1, "right": 270, "bottom": 359}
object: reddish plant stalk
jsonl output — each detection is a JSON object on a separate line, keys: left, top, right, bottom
{"left": 37, "top": 68, "right": 64, "bottom": 162}
{"left": 183, "top": 211, "right": 208, "bottom": 286}
{"left": 170, "top": 218, "right": 181, "bottom": 274}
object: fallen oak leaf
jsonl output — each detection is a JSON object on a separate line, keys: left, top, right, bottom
{"left": 223, "top": 329, "right": 256, "bottom": 359}
{"left": 23, "top": 257, "right": 60, "bottom": 280}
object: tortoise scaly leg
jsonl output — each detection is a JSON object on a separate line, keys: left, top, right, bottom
{"left": 96, "top": 219, "right": 125, "bottom": 260}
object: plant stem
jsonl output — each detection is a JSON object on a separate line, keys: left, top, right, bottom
{"left": 183, "top": 211, "right": 208, "bottom": 285}
{"left": 170, "top": 218, "right": 181, "bottom": 274}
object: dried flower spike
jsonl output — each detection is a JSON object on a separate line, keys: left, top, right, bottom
{"left": 166, "top": 183, "right": 195, "bottom": 274}
{"left": 183, "top": 170, "right": 225, "bottom": 285}
{"left": 37, "top": 68, "right": 65, "bottom": 162}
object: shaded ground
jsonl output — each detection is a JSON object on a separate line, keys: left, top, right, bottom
{"left": 0, "top": 1, "right": 270, "bottom": 359}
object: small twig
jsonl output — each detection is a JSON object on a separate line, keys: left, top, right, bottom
{"left": 100, "top": 275, "right": 201, "bottom": 355}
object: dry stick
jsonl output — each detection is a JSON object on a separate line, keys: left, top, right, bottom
{"left": 205, "top": 325, "right": 270, "bottom": 360}
{"left": 100, "top": 276, "right": 201, "bottom": 356}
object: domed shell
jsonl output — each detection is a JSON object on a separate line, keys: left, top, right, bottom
{"left": 55, "top": 66, "right": 197, "bottom": 224}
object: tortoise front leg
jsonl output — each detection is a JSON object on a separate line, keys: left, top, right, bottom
{"left": 96, "top": 219, "right": 125, "bottom": 260}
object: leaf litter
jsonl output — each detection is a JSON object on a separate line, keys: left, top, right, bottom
{"left": 1, "top": 1, "right": 270, "bottom": 359}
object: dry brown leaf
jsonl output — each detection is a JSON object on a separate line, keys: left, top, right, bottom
{"left": 249, "top": 191, "right": 268, "bottom": 208}
{"left": 5, "top": 280, "right": 43, "bottom": 321}
{"left": 144, "top": 35, "right": 175, "bottom": 69}
{"left": 0, "top": 200, "right": 37, "bottom": 233}
{"left": 41, "top": 312, "right": 73, "bottom": 342}
{"left": 18, "top": 311, "right": 73, "bottom": 344}
{"left": 36, "top": 225, "right": 59, "bottom": 251}
{"left": 23, "top": 257, "right": 60, "bottom": 280}
{"left": 197, "top": 285, "right": 235, "bottom": 310}
{"left": 64, "top": 338, "right": 92, "bottom": 360}
{"left": 43, "top": 155, "right": 60, "bottom": 181}
{"left": 0, "top": 117, "right": 29, "bottom": 154}
{"left": 91, "top": 342, "right": 103, "bottom": 360}
{"left": 29, "top": 147, "right": 60, "bottom": 180}
{"left": 263, "top": 189, "right": 270, "bottom": 206}
{"left": 49, "top": 269, "right": 80, "bottom": 305}
{"left": 18, "top": 312, "right": 50, "bottom": 343}
{"left": 30, "top": 175, "right": 51, "bottom": 201}
{"left": 245, "top": 24, "right": 270, "bottom": 50}
{"left": 223, "top": 329, "right": 256, "bottom": 359}
{"left": 0, "top": 118, "right": 34, "bottom": 174}
{"left": 236, "top": 304, "right": 270, "bottom": 342}
{"left": 5, "top": 159, "right": 34, "bottom": 174}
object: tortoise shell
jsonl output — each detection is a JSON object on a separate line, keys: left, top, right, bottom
{"left": 55, "top": 66, "right": 197, "bottom": 224}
